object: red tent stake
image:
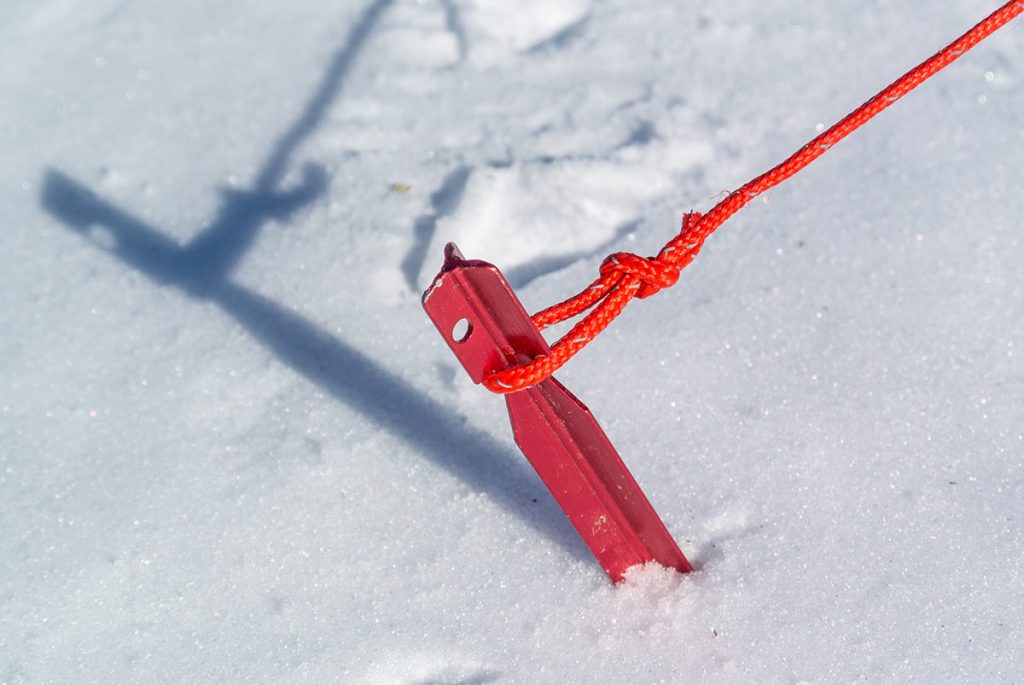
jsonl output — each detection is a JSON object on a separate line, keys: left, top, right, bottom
{"left": 423, "top": 244, "right": 692, "bottom": 582}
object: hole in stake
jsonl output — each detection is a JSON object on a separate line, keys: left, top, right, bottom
{"left": 451, "top": 318, "right": 472, "bottom": 343}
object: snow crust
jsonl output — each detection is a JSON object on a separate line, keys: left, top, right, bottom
{"left": 2, "top": 1, "right": 1022, "bottom": 682}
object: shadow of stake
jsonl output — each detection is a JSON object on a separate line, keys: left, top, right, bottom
{"left": 38, "top": 0, "right": 588, "bottom": 562}
{"left": 41, "top": 170, "right": 585, "bottom": 561}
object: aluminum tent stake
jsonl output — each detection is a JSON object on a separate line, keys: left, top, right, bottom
{"left": 423, "top": 243, "right": 692, "bottom": 582}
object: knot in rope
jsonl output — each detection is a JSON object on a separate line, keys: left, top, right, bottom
{"left": 599, "top": 252, "right": 680, "bottom": 299}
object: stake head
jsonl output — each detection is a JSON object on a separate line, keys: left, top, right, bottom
{"left": 422, "top": 242, "right": 548, "bottom": 384}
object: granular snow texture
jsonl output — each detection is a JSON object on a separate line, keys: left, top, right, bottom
{"left": 1, "top": 1, "right": 1022, "bottom": 682}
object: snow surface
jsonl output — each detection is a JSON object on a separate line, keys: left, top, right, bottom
{"left": 2, "top": 1, "right": 1023, "bottom": 682}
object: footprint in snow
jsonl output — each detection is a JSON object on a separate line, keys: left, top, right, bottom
{"left": 413, "top": 140, "right": 713, "bottom": 293}
{"left": 358, "top": 655, "right": 499, "bottom": 685}
{"left": 368, "top": 0, "right": 464, "bottom": 69}
{"left": 459, "top": 0, "right": 593, "bottom": 66}
{"left": 361, "top": 0, "right": 592, "bottom": 71}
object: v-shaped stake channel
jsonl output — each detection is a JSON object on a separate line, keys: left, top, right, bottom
{"left": 423, "top": 243, "right": 692, "bottom": 582}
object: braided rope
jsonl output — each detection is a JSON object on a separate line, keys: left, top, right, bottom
{"left": 484, "top": 1, "right": 1024, "bottom": 394}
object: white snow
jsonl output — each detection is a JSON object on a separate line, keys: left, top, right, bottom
{"left": 2, "top": 1, "right": 1023, "bottom": 682}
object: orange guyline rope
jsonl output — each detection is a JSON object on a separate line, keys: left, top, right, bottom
{"left": 483, "top": 1, "right": 1024, "bottom": 394}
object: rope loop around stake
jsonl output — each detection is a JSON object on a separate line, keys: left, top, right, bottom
{"left": 480, "top": 1, "right": 1024, "bottom": 395}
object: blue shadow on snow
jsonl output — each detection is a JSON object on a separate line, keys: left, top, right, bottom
{"left": 39, "top": 0, "right": 587, "bottom": 562}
